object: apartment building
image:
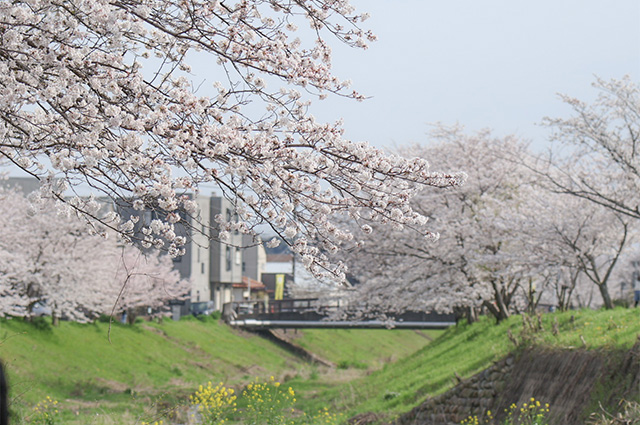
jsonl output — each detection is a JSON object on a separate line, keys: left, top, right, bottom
{"left": 2, "top": 178, "right": 277, "bottom": 314}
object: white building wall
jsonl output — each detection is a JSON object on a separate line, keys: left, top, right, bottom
{"left": 189, "top": 194, "right": 212, "bottom": 303}
{"left": 257, "top": 244, "right": 267, "bottom": 281}
{"left": 264, "top": 262, "right": 293, "bottom": 274}
{"left": 209, "top": 196, "right": 244, "bottom": 310}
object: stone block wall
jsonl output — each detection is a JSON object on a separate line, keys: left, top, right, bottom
{"left": 392, "top": 341, "right": 640, "bottom": 425}
{"left": 394, "top": 356, "right": 515, "bottom": 425}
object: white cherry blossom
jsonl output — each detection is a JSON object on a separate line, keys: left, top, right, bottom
{"left": 0, "top": 0, "right": 463, "bottom": 278}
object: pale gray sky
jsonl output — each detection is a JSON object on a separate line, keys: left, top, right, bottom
{"left": 312, "top": 1, "right": 640, "bottom": 150}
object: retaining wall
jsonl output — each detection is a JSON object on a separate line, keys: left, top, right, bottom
{"left": 392, "top": 341, "right": 640, "bottom": 425}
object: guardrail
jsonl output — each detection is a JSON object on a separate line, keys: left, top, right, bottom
{"left": 222, "top": 299, "right": 456, "bottom": 330}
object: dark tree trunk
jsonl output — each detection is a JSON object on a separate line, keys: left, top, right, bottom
{"left": 456, "top": 306, "right": 478, "bottom": 324}
{"left": 489, "top": 280, "right": 511, "bottom": 322}
{"left": 465, "top": 306, "right": 478, "bottom": 324}
{"left": 598, "top": 283, "right": 614, "bottom": 309}
{"left": 482, "top": 299, "right": 509, "bottom": 323}
{"left": 127, "top": 310, "right": 137, "bottom": 325}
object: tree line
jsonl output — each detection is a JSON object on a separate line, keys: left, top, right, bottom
{"left": 0, "top": 1, "right": 637, "bottom": 323}
{"left": 335, "top": 77, "right": 640, "bottom": 322}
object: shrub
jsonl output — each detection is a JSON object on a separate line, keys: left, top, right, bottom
{"left": 337, "top": 360, "right": 368, "bottom": 370}
{"left": 29, "top": 317, "right": 52, "bottom": 332}
{"left": 190, "top": 382, "right": 237, "bottom": 425}
{"left": 189, "top": 377, "right": 342, "bottom": 425}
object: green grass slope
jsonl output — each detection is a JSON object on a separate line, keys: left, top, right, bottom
{"left": 4, "top": 308, "right": 639, "bottom": 424}
{"left": 1, "top": 316, "right": 305, "bottom": 422}
{"left": 0, "top": 316, "right": 432, "bottom": 423}
{"left": 289, "top": 328, "right": 439, "bottom": 369}
{"left": 292, "top": 308, "right": 640, "bottom": 421}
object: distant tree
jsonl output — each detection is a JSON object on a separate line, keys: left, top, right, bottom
{"left": 520, "top": 192, "right": 634, "bottom": 310}
{"left": 110, "top": 246, "right": 190, "bottom": 324}
{"left": 0, "top": 187, "right": 117, "bottom": 322}
{"left": 525, "top": 76, "right": 640, "bottom": 309}
{"left": 538, "top": 76, "right": 640, "bottom": 220}
{"left": 340, "top": 126, "right": 534, "bottom": 322}
{"left": 0, "top": 1, "right": 463, "bottom": 280}
{"left": 0, "top": 187, "right": 189, "bottom": 323}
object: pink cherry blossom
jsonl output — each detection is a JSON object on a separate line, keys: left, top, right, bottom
{"left": 0, "top": 0, "right": 463, "bottom": 278}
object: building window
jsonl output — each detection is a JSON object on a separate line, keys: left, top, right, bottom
{"left": 235, "top": 247, "right": 241, "bottom": 266}
{"left": 234, "top": 211, "right": 239, "bottom": 234}
{"left": 201, "top": 262, "right": 205, "bottom": 274}
{"left": 225, "top": 246, "right": 231, "bottom": 271}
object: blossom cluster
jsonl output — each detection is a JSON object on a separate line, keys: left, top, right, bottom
{"left": 0, "top": 187, "right": 190, "bottom": 322}
{"left": 0, "top": 0, "right": 463, "bottom": 278}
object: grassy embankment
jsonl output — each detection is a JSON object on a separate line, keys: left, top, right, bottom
{"left": 291, "top": 307, "right": 640, "bottom": 422}
{"left": 0, "top": 315, "right": 434, "bottom": 423}
{"left": 3, "top": 308, "right": 640, "bottom": 424}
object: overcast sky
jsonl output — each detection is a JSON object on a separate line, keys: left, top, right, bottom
{"left": 310, "top": 1, "right": 640, "bottom": 151}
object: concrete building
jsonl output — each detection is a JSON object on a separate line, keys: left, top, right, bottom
{"left": 187, "top": 194, "right": 212, "bottom": 304}
{"left": 122, "top": 194, "right": 254, "bottom": 312}
{"left": 242, "top": 234, "right": 267, "bottom": 282}
{"left": 172, "top": 195, "right": 272, "bottom": 311}
{"left": 209, "top": 196, "right": 243, "bottom": 311}
{"left": 3, "top": 177, "right": 283, "bottom": 313}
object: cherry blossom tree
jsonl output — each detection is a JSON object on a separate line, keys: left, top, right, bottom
{"left": 0, "top": 1, "right": 464, "bottom": 279}
{"left": 344, "top": 123, "right": 637, "bottom": 319}
{"left": 518, "top": 189, "right": 635, "bottom": 310}
{"left": 109, "top": 246, "right": 190, "bottom": 324}
{"left": 521, "top": 76, "right": 640, "bottom": 309}
{"left": 538, "top": 76, "right": 640, "bottom": 220}
{"left": 0, "top": 187, "right": 117, "bottom": 322}
{"left": 339, "top": 126, "right": 534, "bottom": 322}
{"left": 0, "top": 243, "right": 30, "bottom": 319}
{"left": 0, "top": 186, "right": 189, "bottom": 323}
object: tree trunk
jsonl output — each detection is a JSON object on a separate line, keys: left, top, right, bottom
{"left": 598, "top": 283, "right": 614, "bottom": 309}
{"left": 490, "top": 280, "right": 511, "bottom": 322}
{"left": 466, "top": 306, "right": 478, "bottom": 324}
{"left": 456, "top": 306, "right": 478, "bottom": 324}
{"left": 482, "top": 300, "right": 508, "bottom": 323}
{"left": 52, "top": 315, "right": 60, "bottom": 327}
{"left": 525, "top": 278, "right": 539, "bottom": 314}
